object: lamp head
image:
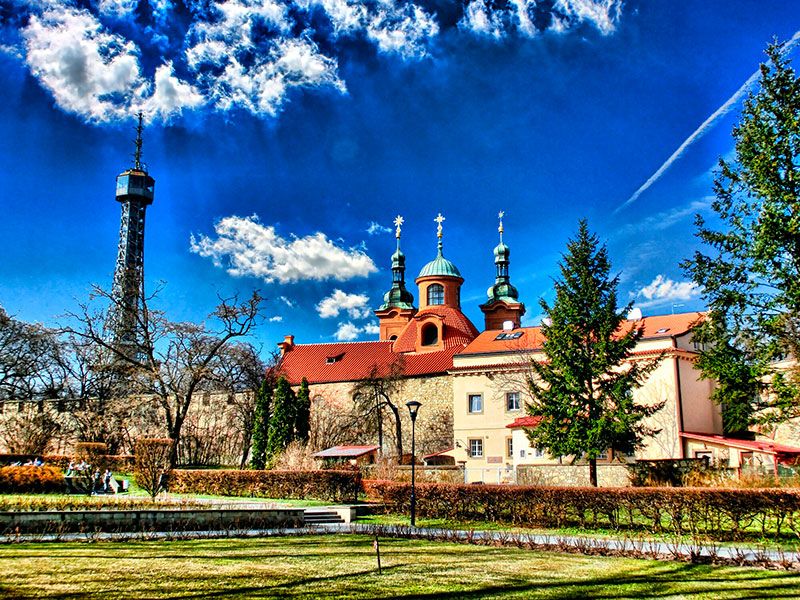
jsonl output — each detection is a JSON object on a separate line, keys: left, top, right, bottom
{"left": 406, "top": 400, "right": 422, "bottom": 421}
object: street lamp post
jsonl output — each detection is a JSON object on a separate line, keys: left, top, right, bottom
{"left": 406, "top": 400, "right": 422, "bottom": 527}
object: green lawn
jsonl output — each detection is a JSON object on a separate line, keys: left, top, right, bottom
{"left": 0, "top": 535, "right": 798, "bottom": 599}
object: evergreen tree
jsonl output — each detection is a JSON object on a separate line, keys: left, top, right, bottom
{"left": 682, "top": 40, "right": 800, "bottom": 432}
{"left": 295, "top": 378, "right": 311, "bottom": 443}
{"left": 266, "top": 375, "right": 297, "bottom": 460}
{"left": 249, "top": 377, "right": 273, "bottom": 470}
{"left": 526, "top": 220, "right": 660, "bottom": 487}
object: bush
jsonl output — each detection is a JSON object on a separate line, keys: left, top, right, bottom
{"left": 135, "top": 438, "right": 173, "bottom": 499}
{"left": 363, "top": 480, "right": 800, "bottom": 541}
{"left": 0, "top": 466, "right": 65, "bottom": 494}
{"left": 170, "top": 469, "right": 361, "bottom": 502}
{"left": 74, "top": 443, "right": 109, "bottom": 469}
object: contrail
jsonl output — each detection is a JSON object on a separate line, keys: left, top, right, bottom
{"left": 616, "top": 30, "right": 800, "bottom": 213}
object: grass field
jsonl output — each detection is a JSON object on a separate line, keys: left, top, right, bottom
{"left": 0, "top": 535, "right": 798, "bottom": 599}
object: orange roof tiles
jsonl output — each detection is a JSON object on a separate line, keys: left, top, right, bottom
{"left": 392, "top": 305, "right": 479, "bottom": 353}
{"left": 459, "top": 312, "right": 705, "bottom": 356}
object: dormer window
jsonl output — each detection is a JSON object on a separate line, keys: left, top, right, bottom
{"left": 326, "top": 353, "right": 345, "bottom": 364}
{"left": 427, "top": 284, "right": 445, "bottom": 306}
{"left": 655, "top": 328, "right": 670, "bottom": 334}
{"left": 421, "top": 323, "right": 439, "bottom": 346}
{"left": 495, "top": 332, "right": 523, "bottom": 340}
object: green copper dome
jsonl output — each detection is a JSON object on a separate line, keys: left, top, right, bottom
{"left": 418, "top": 252, "right": 462, "bottom": 279}
{"left": 493, "top": 242, "right": 509, "bottom": 259}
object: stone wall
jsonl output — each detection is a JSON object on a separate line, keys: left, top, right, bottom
{"left": 307, "top": 374, "right": 454, "bottom": 458}
{"left": 514, "top": 464, "right": 632, "bottom": 487}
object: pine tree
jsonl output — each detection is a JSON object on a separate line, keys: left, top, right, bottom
{"left": 526, "top": 220, "right": 661, "bottom": 487}
{"left": 682, "top": 40, "right": 800, "bottom": 432}
{"left": 295, "top": 378, "right": 311, "bottom": 443}
{"left": 249, "top": 377, "right": 273, "bottom": 470}
{"left": 266, "top": 376, "right": 297, "bottom": 460}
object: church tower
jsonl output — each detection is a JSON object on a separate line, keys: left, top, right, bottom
{"left": 480, "top": 211, "right": 525, "bottom": 330}
{"left": 375, "top": 215, "right": 416, "bottom": 341}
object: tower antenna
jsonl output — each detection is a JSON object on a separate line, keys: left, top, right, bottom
{"left": 134, "top": 112, "right": 144, "bottom": 170}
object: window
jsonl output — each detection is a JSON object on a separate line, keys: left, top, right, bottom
{"left": 421, "top": 323, "right": 439, "bottom": 346}
{"left": 519, "top": 449, "right": 526, "bottom": 458}
{"left": 495, "top": 332, "right": 523, "bottom": 340}
{"left": 506, "top": 392, "right": 520, "bottom": 411}
{"left": 326, "top": 353, "right": 345, "bottom": 364}
{"left": 532, "top": 447, "right": 545, "bottom": 458}
{"left": 655, "top": 327, "right": 670, "bottom": 334}
{"left": 427, "top": 284, "right": 444, "bottom": 306}
{"left": 468, "top": 394, "right": 483, "bottom": 413}
{"left": 506, "top": 437, "right": 513, "bottom": 458}
{"left": 469, "top": 439, "right": 483, "bottom": 458}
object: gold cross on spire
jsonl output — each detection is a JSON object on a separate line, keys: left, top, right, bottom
{"left": 434, "top": 213, "right": 445, "bottom": 238}
{"left": 394, "top": 215, "right": 404, "bottom": 238}
{"left": 498, "top": 210, "right": 505, "bottom": 241}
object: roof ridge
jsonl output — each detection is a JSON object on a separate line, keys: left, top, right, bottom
{"left": 292, "top": 340, "right": 393, "bottom": 347}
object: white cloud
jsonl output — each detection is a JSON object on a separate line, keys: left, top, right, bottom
{"left": 636, "top": 275, "right": 700, "bottom": 308}
{"left": 617, "top": 197, "right": 713, "bottom": 237}
{"left": 278, "top": 295, "right": 296, "bottom": 307}
{"left": 317, "top": 289, "right": 371, "bottom": 319}
{"left": 367, "top": 221, "right": 391, "bottom": 235}
{"left": 333, "top": 320, "right": 379, "bottom": 340}
{"left": 23, "top": 7, "right": 146, "bottom": 122}
{"left": 334, "top": 321, "right": 361, "bottom": 341}
{"left": 461, "top": 0, "right": 621, "bottom": 38}
{"left": 268, "top": 315, "right": 284, "bottom": 322}
{"left": 189, "top": 215, "right": 377, "bottom": 283}
{"left": 142, "top": 61, "right": 205, "bottom": 118}
{"left": 97, "top": 0, "right": 139, "bottom": 18}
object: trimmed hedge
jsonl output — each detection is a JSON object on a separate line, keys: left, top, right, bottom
{"left": 170, "top": 469, "right": 361, "bottom": 503}
{"left": 0, "top": 454, "right": 135, "bottom": 472}
{"left": 0, "top": 466, "right": 65, "bottom": 494}
{"left": 364, "top": 480, "right": 800, "bottom": 540}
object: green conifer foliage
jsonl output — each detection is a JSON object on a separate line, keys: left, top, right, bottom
{"left": 682, "top": 41, "right": 800, "bottom": 432}
{"left": 295, "top": 378, "right": 311, "bottom": 443}
{"left": 526, "top": 220, "right": 661, "bottom": 487}
{"left": 266, "top": 376, "right": 297, "bottom": 460}
{"left": 249, "top": 378, "right": 273, "bottom": 470}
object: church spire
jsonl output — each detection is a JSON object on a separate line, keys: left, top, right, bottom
{"left": 481, "top": 211, "right": 525, "bottom": 330}
{"left": 377, "top": 215, "right": 415, "bottom": 312}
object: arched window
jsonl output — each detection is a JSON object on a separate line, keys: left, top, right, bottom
{"left": 427, "top": 284, "right": 444, "bottom": 306}
{"left": 389, "top": 335, "right": 397, "bottom": 341}
{"left": 421, "top": 323, "right": 439, "bottom": 346}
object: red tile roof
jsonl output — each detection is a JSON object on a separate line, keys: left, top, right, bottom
{"left": 392, "top": 305, "right": 479, "bottom": 353}
{"left": 459, "top": 312, "right": 706, "bottom": 356}
{"left": 506, "top": 416, "right": 542, "bottom": 429}
{"left": 279, "top": 339, "right": 471, "bottom": 384}
{"left": 680, "top": 432, "right": 800, "bottom": 456}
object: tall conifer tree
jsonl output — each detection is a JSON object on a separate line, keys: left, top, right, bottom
{"left": 526, "top": 220, "right": 660, "bottom": 486}
{"left": 249, "top": 377, "right": 273, "bottom": 470}
{"left": 682, "top": 41, "right": 800, "bottom": 432}
{"left": 295, "top": 378, "right": 311, "bottom": 443}
{"left": 266, "top": 375, "right": 297, "bottom": 460}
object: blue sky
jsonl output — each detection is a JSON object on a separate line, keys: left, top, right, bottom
{"left": 0, "top": 0, "right": 798, "bottom": 349}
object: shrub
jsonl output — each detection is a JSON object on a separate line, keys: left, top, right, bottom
{"left": 135, "top": 438, "right": 173, "bottom": 499}
{"left": 74, "top": 443, "right": 109, "bottom": 469}
{"left": 170, "top": 469, "right": 361, "bottom": 502}
{"left": 363, "top": 480, "right": 800, "bottom": 541}
{"left": 0, "top": 466, "right": 65, "bottom": 494}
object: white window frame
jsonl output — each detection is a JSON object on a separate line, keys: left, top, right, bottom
{"left": 469, "top": 438, "right": 484, "bottom": 458}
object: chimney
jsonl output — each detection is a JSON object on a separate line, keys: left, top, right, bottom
{"left": 277, "top": 334, "right": 295, "bottom": 356}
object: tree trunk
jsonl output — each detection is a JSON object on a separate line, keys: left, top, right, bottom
{"left": 588, "top": 457, "right": 598, "bottom": 487}
{"left": 386, "top": 402, "right": 403, "bottom": 460}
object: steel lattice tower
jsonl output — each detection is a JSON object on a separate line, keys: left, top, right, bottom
{"left": 111, "top": 113, "right": 155, "bottom": 355}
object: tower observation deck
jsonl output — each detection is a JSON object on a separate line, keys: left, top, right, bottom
{"left": 111, "top": 113, "right": 155, "bottom": 355}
